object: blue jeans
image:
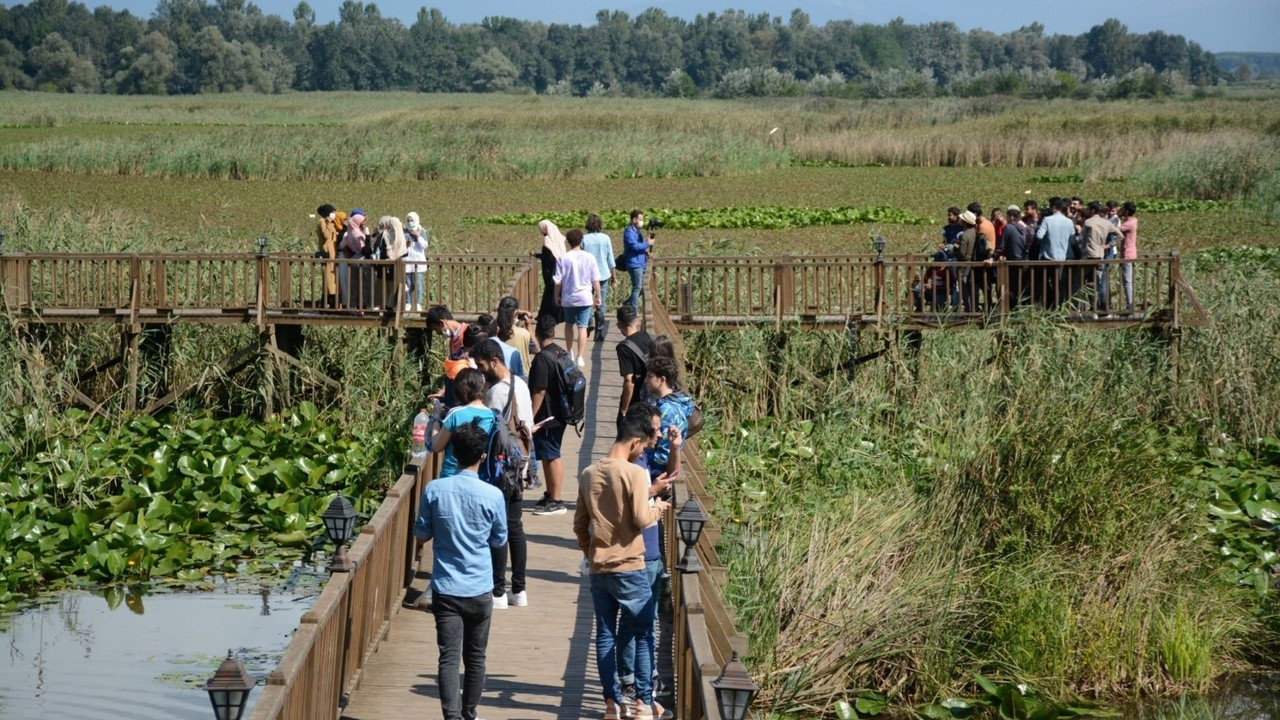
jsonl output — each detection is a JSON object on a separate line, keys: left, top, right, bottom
{"left": 618, "top": 558, "right": 664, "bottom": 687}
{"left": 432, "top": 591, "right": 493, "bottom": 720}
{"left": 591, "top": 570, "right": 655, "bottom": 705}
{"left": 625, "top": 267, "right": 644, "bottom": 310}
{"left": 406, "top": 270, "right": 425, "bottom": 309}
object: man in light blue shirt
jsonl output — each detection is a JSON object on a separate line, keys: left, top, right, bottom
{"left": 581, "top": 212, "right": 616, "bottom": 340}
{"left": 414, "top": 422, "right": 508, "bottom": 720}
{"left": 1035, "top": 198, "right": 1075, "bottom": 307}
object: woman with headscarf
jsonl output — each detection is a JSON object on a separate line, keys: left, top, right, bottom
{"left": 536, "top": 219, "right": 567, "bottom": 323}
{"left": 405, "top": 212, "right": 429, "bottom": 312}
{"left": 375, "top": 215, "right": 407, "bottom": 310}
{"left": 315, "top": 204, "right": 339, "bottom": 308}
{"left": 340, "top": 209, "right": 368, "bottom": 309}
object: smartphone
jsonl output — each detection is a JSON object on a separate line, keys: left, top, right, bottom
{"left": 531, "top": 416, "right": 557, "bottom": 431}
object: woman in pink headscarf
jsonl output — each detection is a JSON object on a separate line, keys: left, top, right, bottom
{"left": 537, "top": 219, "right": 567, "bottom": 322}
{"left": 338, "top": 209, "right": 367, "bottom": 308}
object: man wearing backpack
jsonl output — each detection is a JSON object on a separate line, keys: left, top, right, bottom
{"left": 529, "top": 314, "right": 572, "bottom": 516}
{"left": 615, "top": 305, "right": 653, "bottom": 421}
{"left": 472, "top": 339, "right": 533, "bottom": 609}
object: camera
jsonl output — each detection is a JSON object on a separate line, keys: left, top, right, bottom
{"left": 648, "top": 217, "right": 663, "bottom": 240}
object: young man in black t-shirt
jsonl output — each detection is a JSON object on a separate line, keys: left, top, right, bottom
{"left": 528, "top": 314, "right": 570, "bottom": 516}
{"left": 615, "top": 305, "right": 653, "bottom": 421}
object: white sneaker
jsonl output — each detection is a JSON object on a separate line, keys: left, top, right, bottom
{"left": 492, "top": 593, "right": 508, "bottom": 610}
{"left": 576, "top": 355, "right": 586, "bottom": 368}
{"left": 509, "top": 590, "right": 528, "bottom": 607}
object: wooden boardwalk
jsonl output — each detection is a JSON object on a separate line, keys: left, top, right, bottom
{"left": 341, "top": 330, "right": 632, "bottom": 720}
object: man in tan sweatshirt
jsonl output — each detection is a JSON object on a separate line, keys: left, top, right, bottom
{"left": 574, "top": 412, "right": 671, "bottom": 720}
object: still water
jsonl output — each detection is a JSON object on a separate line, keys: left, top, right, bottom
{"left": 0, "top": 578, "right": 317, "bottom": 719}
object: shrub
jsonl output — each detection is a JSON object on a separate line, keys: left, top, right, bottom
{"left": 1138, "top": 142, "right": 1280, "bottom": 200}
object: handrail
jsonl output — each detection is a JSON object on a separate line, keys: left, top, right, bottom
{"left": 646, "top": 268, "right": 753, "bottom": 720}
{"left": 247, "top": 450, "right": 442, "bottom": 720}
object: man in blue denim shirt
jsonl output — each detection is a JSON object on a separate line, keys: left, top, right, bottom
{"left": 415, "top": 422, "right": 508, "bottom": 720}
{"left": 620, "top": 210, "right": 652, "bottom": 311}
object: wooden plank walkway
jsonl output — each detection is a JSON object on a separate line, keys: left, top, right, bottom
{"left": 341, "top": 329, "right": 630, "bottom": 720}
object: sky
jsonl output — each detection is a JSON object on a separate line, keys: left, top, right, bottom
{"left": 37, "top": 0, "right": 1280, "bottom": 52}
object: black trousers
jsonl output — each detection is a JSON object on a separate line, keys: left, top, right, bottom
{"left": 432, "top": 591, "right": 493, "bottom": 720}
{"left": 491, "top": 496, "right": 527, "bottom": 595}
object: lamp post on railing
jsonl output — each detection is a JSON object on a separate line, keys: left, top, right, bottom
{"left": 711, "top": 652, "right": 759, "bottom": 720}
{"left": 256, "top": 236, "right": 269, "bottom": 257}
{"left": 872, "top": 235, "right": 887, "bottom": 317}
{"left": 0, "top": 228, "right": 6, "bottom": 255}
{"left": 322, "top": 493, "right": 358, "bottom": 573}
{"left": 205, "top": 649, "right": 255, "bottom": 720}
{"left": 675, "top": 496, "right": 706, "bottom": 573}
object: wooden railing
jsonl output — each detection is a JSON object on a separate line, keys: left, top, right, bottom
{"left": 646, "top": 268, "right": 753, "bottom": 720}
{"left": 0, "top": 253, "right": 530, "bottom": 326}
{"left": 248, "top": 450, "right": 441, "bottom": 720}
{"left": 652, "top": 252, "right": 1206, "bottom": 329}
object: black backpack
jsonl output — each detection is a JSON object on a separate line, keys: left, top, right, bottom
{"left": 547, "top": 346, "right": 587, "bottom": 433}
{"left": 972, "top": 228, "right": 992, "bottom": 262}
{"left": 476, "top": 384, "right": 526, "bottom": 501}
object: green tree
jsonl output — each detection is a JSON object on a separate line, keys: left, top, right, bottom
{"left": 1083, "top": 18, "right": 1133, "bottom": 77}
{"left": 467, "top": 46, "right": 518, "bottom": 92}
{"left": 409, "top": 7, "right": 462, "bottom": 92}
{"left": 111, "top": 30, "right": 176, "bottom": 94}
{"left": 28, "top": 31, "right": 99, "bottom": 92}
{"left": 0, "top": 39, "right": 32, "bottom": 89}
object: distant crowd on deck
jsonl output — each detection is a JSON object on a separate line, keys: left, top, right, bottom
{"left": 919, "top": 196, "right": 1140, "bottom": 315}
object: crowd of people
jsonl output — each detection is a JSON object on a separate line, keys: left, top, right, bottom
{"left": 919, "top": 197, "right": 1140, "bottom": 314}
{"left": 406, "top": 245, "right": 694, "bottom": 720}
{"left": 313, "top": 205, "right": 431, "bottom": 311}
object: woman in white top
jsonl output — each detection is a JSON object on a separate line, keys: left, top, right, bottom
{"left": 405, "top": 211, "right": 429, "bottom": 311}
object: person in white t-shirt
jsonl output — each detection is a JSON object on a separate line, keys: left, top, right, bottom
{"left": 553, "top": 228, "right": 601, "bottom": 367}
{"left": 472, "top": 338, "right": 533, "bottom": 609}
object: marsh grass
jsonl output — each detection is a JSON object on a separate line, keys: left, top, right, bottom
{"left": 688, "top": 265, "right": 1280, "bottom": 713}
{"left": 2, "top": 93, "right": 1279, "bottom": 180}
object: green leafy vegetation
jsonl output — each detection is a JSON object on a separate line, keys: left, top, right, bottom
{"left": 1192, "top": 439, "right": 1280, "bottom": 596}
{"left": 466, "top": 205, "right": 929, "bottom": 230}
{"left": 0, "top": 402, "right": 400, "bottom": 606}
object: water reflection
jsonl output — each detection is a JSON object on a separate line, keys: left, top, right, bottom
{"left": 0, "top": 579, "right": 315, "bottom": 720}
{"left": 1136, "top": 676, "right": 1280, "bottom": 719}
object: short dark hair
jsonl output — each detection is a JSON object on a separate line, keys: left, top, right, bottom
{"left": 471, "top": 338, "right": 504, "bottom": 364}
{"left": 616, "top": 410, "right": 657, "bottom": 443}
{"left": 566, "top": 228, "right": 584, "bottom": 248}
{"left": 630, "top": 209, "right": 644, "bottom": 220}
{"left": 463, "top": 323, "right": 490, "bottom": 350}
{"left": 625, "top": 401, "right": 659, "bottom": 423}
{"left": 947, "top": 206, "right": 961, "bottom": 216}
{"left": 616, "top": 305, "right": 638, "bottom": 329}
{"left": 426, "top": 305, "right": 453, "bottom": 329}
{"left": 452, "top": 420, "right": 488, "bottom": 469}
{"left": 454, "top": 368, "right": 487, "bottom": 404}
{"left": 1106, "top": 200, "right": 1118, "bottom": 209}
{"left": 1087, "top": 200, "right": 1104, "bottom": 214}
{"left": 317, "top": 204, "right": 336, "bottom": 217}
{"left": 586, "top": 213, "right": 603, "bottom": 233}
{"left": 1023, "top": 199, "right": 1039, "bottom": 210}
{"left": 536, "top": 313, "right": 558, "bottom": 341}
{"left": 1121, "top": 201, "right": 1137, "bottom": 216}
{"left": 1071, "top": 196, "right": 1083, "bottom": 204}
{"left": 647, "top": 356, "right": 679, "bottom": 386}
{"left": 967, "top": 202, "right": 983, "bottom": 216}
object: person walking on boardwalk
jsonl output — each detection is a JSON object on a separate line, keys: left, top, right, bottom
{"left": 537, "top": 219, "right": 568, "bottom": 323}
{"left": 529, "top": 314, "right": 570, "bottom": 516}
{"left": 413, "top": 421, "right": 508, "bottom": 720}
{"left": 472, "top": 338, "right": 533, "bottom": 610}
{"left": 574, "top": 412, "right": 671, "bottom": 720}
{"left": 615, "top": 305, "right": 653, "bottom": 421}
{"left": 581, "top": 213, "right": 616, "bottom": 340}
{"left": 554, "top": 228, "right": 602, "bottom": 367}
{"left": 620, "top": 210, "right": 652, "bottom": 311}
{"left": 315, "top": 204, "right": 339, "bottom": 308}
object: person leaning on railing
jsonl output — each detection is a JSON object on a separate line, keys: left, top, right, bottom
{"left": 315, "top": 204, "right": 339, "bottom": 309}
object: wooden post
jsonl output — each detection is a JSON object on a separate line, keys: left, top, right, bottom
{"left": 775, "top": 254, "right": 795, "bottom": 322}
{"left": 151, "top": 257, "right": 167, "bottom": 308}
{"left": 261, "top": 328, "right": 276, "bottom": 419}
{"left": 124, "top": 328, "right": 141, "bottom": 412}
{"left": 997, "top": 261, "right": 1010, "bottom": 318}
{"left": 874, "top": 258, "right": 886, "bottom": 320}
{"left": 679, "top": 282, "right": 693, "bottom": 323}
{"left": 1168, "top": 252, "right": 1181, "bottom": 382}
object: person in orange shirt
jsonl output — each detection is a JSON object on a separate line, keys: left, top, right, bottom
{"left": 968, "top": 203, "right": 997, "bottom": 310}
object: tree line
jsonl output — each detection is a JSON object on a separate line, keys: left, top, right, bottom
{"left": 0, "top": 0, "right": 1225, "bottom": 98}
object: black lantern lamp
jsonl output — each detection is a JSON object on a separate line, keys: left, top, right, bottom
{"left": 321, "top": 494, "right": 358, "bottom": 573}
{"left": 0, "top": 228, "right": 6, "bottom": 254}
{"left": 205, "top": 649, "right": 255, "bottom": 720}
{"left": 675, "top": 496, "right": 706, "bottom": 573}
{"left": 873, "top": 235, "right": 886, "bottom": 263}
{"left": 711, "top": 652, "right": 759, "bottom": 720}
{"left": 256, "top": 236, "right": 269, "bottom": 257}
